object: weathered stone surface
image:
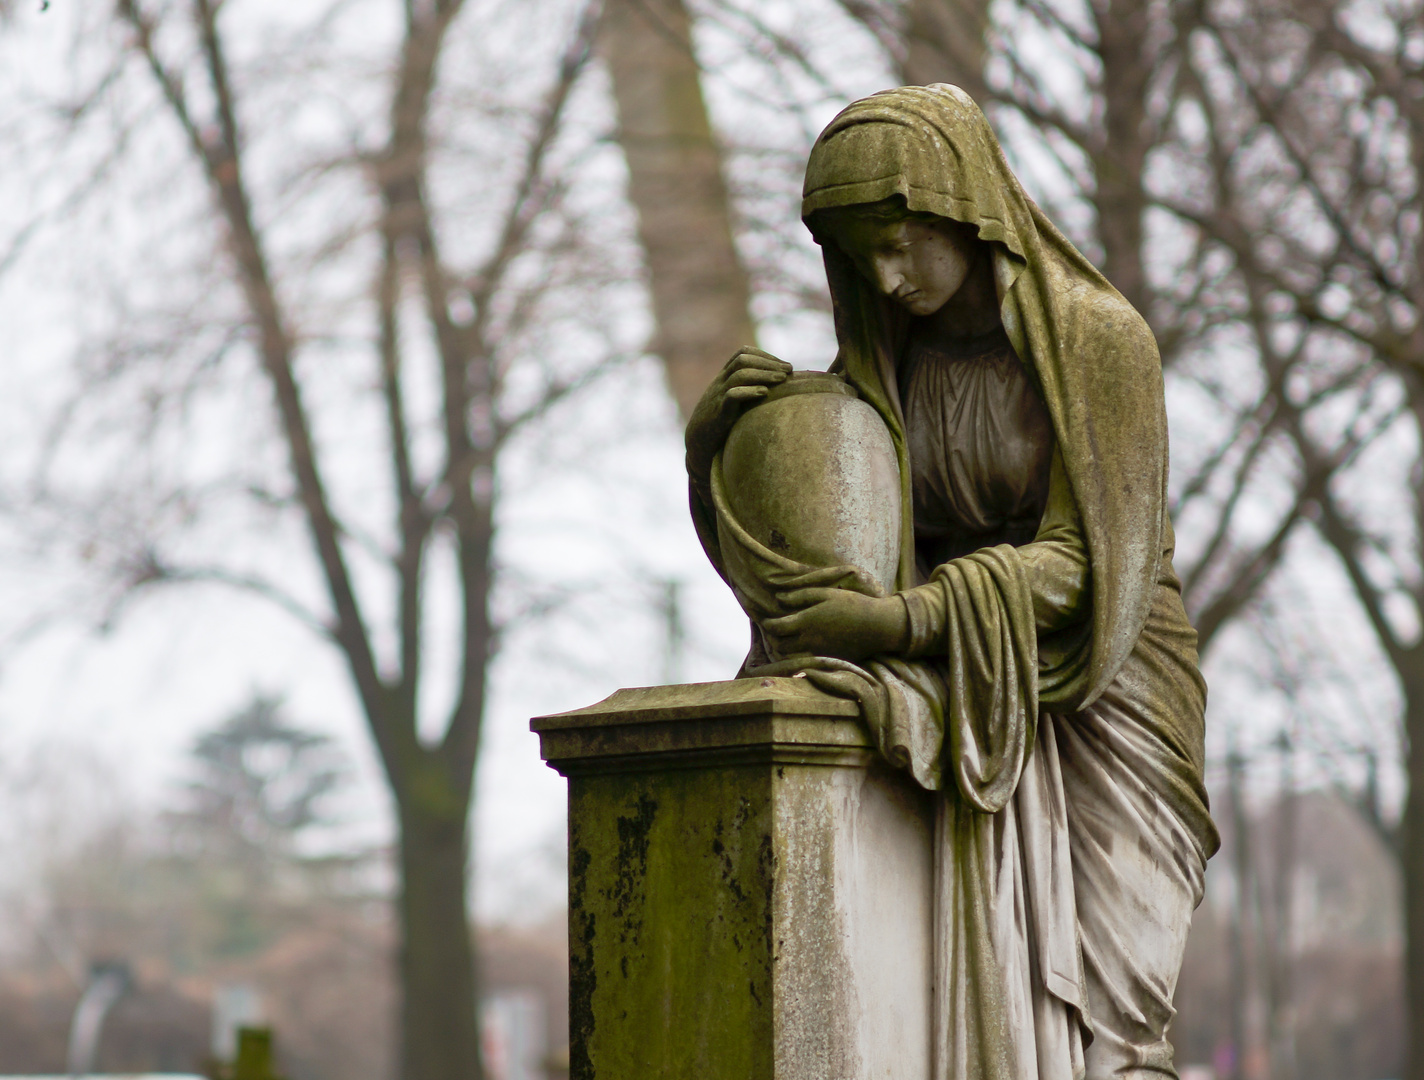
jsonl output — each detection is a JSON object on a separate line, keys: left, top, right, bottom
{"left": 720, "top": 373, "right": 901, "bottom": 597}
{"left": 532, "top": 678, "right": 933, "bottom": 1080}
{"left": 532, "top": 676, "right": 863, "bottom": 772}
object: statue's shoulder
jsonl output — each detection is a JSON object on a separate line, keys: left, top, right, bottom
{"left": 1072, "top": 282, "right": 1162, "bottom": 372}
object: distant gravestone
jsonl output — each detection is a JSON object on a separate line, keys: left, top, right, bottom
{"left": 210, "top": 985, "right": 263, "bottom": 1064}
{"left": 483, "top": 991, "right": 547, "bottom": 1080}
{"left": 230, "top": 1028, "right": 283, "bottom": 1080}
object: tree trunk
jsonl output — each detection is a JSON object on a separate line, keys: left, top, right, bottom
{"left": 600, "top": 0, "right": 756, "bottom": 420}
{"left": 1405, "top": 73, "right": 1424, "bottom": 1080}
{"left": 1090, "top": 0, "right": 1154, "bottom": 318}
{"left": 1401, "top": 657, "right": 1424, "bottom": 1080}
{"left": 397, "top": 777, "right": 481, "bottom": 1080}
{"left": 1225, "top": 745, "right": 1254, "bottom": 1080}
{"left": 1267, "top": 732, "right": 1298, "bottom": 1080}
{"left": 899, "top": 0, "right": 990, "bottom": 100}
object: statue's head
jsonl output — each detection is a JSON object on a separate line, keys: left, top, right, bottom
{"left": 801, "top": 85, "right": 1032, "bottom": 321}
{"left": 799, "top": 85, "right": 1021, "bottom": 323}
{"left": 808, "top": 196, "right": 982, "bottom": 318}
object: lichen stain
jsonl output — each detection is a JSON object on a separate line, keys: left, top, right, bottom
{"left": 611, "top": 793, "right": 658, "bottom": 944}
{"left": 759, "top": 831, "right": 776, "bottom": 919}
{"left": 711, "top": 832, "right": 749, "bottom": 906}
{"left": 568, "top": 842, "right": 597, "bottom": 1080}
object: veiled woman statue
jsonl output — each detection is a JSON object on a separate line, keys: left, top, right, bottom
{"left": 685, "top": 85, "right": 1220, "bottom": 1080}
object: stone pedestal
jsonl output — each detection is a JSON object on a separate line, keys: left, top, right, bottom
{"left": 532, "top": 677, "right": 934, "bottom": 1080}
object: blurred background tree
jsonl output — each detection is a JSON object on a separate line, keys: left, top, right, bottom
{"left": 0, "top": 0, "right": 630, "bottom": 1076}
{"left": 175, "top": 697, "right": 347, "bottom": 861}
{"left": 0, "top": 697, "right": 396, "bottom": 1079}
{"left": 164, "top": 695, "right": 364, "bottom": 959}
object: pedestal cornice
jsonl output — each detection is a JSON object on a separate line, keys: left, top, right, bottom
{"left": 531, "top": 676, "right": 868, "bottom": 776}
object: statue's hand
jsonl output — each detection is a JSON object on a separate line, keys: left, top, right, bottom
{"left": 762, "top": 587, "right": 907, "bottom": 661}
{"left": 685, "top": 347, "right": 792, "bottom": 481}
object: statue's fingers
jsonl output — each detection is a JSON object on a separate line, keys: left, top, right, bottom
{"left": 734, "top": 349, "right": 791, "bottom": 370}
{"left": 728, "top": 348, "right": 793, "bottom": 373}
{"left": 778, "top": 587, "right": 831, "bottom": 610}
{"left": 762, "top": 613, "right": 799, "bottom": 636}
{"left": 725, "top": 367, "right": 787, "bottom": 389}
{"left": 724, "top": 385, "right": 770, "bottom": 404}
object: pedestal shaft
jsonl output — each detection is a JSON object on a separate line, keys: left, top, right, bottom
{"left": 534, "top": 678, "right": 934, "bottom": 1080}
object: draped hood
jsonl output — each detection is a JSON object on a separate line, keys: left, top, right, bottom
{"left": 802, "top": 84, "right": 1169, "bottom": 710}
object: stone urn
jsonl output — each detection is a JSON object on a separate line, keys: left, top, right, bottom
{"left": 716, "top": 371, "right": 901, "bottom": 607}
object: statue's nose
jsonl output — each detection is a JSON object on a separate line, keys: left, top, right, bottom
{"left": 873, "top": 258, "right": 902, "bottom": 296}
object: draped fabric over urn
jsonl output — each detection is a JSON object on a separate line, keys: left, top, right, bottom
{"left": 688, "top": 85, "right": 1218, "bottom": 1080}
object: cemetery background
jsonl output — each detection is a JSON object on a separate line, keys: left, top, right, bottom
{"left": 0, "top": 0, "right": 1417, "bottom": 1077}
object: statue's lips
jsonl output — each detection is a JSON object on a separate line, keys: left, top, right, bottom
{"left": 894, "top": 289, "right": 937, "bottom": 313}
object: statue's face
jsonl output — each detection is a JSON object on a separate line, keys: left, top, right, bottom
{"left": 828, "top": 216, "right": 978, "bottom": 317}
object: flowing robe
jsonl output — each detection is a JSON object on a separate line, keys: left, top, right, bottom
{"left": 894, "top": 329, "right": 1217, "bottom": 1080}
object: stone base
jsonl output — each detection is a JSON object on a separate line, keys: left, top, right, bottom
{"left": 532, "top": 678, "right": 934, "bottom": 1080}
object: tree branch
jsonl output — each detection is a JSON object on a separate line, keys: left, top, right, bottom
{"left": 119, "top": 0, "right": 391, "bottom": 761}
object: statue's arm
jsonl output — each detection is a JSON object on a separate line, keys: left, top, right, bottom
{"left": 898, "top": 447, "right": 1090, "bottom": 657}
{"left": 687, "top": 473, "right": 724, "bottom": 577}
{"left": 685, "top": 348, "right": 791, "bottom": 484}
{"left": 1019, "top": 446, "right": 1091, "bottom": 632}
{"left": 685, "top": 347, "right": 793, "bottom": 580}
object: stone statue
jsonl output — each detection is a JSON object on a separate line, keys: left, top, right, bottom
{"left": 684, "top": 85, "right": 1220, "bottom": 1080}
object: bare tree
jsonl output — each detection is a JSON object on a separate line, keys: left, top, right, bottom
{"left": 961, "top": 1, "right": 1418, "bottom": 1064}
{"left": 1, "top": 0, "right": 630, "bottom": 1077}
{"left": 601, "top": 0, "right": 757, "bottom": 418}
{"left": 1153, "top": 0, "right": 1424, "bottom": 1064}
